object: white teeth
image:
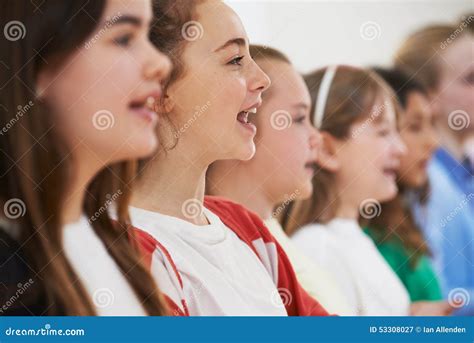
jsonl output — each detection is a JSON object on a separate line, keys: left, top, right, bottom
{"left": 248, "top": 107, "right": 257, "bottom": 114}
{"left": 145, "top": 96, "right": 156, "bottom": 110}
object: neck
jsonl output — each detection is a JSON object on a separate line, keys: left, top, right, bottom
{"left": 207, "top": 161, "right": 275, "bottom": 220}
{"left": 334, "top": 203, "right": 359, "bottom": 221}
{"left": 131, "top": 144, "right": 210, "bottom": 226}
{"left": 61, "top": 153, "right": 100, "bottom": 225}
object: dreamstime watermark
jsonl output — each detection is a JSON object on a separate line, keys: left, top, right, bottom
{"left": 3, "top": 20, "right": 26, "bottom": 41}
{"left": 92, "top": 110, "right": 115, "bottom": 130}
{"left": 270, "top": 110, "right": 292, "bottom": 130}
{"left": 272, "top": 190, "right": 301, "bottom": 218}
{"left": 439, "top": 193, "right": 473, "bottom": 229}
{"left": 4, "top": 324, "right": 85, "bottom": 337}
{"left": 93, "top": 288, "right": 115, "bottom": 309}
{"left": 440, "top": 15, "right": 473, "bottom": 50}
{"left": 181, "top": 198, "right": 203, "bottom": 220}
{"left": 448, "top": 110, "right": 470, "bottom": 131}
{"left": 174, "top": 101, "right": 211, "bottom": 139}
{"left": 360, "top": 21, "right": 381, "bottom": 41}
{"left": 88, "top": 190, "right": 122, "bottom": 223}
{"left": 0, "top": 278, "right": 35, "bottom": 314}
{"left": 3, "top": 198, "right": 26, "bottom": 220}
{"left": 84, "top": 12, "right": 122, "bottom": 49}
{"left": 448, "top": 288, "right": 470, "bottom": 308}
{"left": 352, "top": 100, "right": 388, "bottom": 138}
{"left": 359, "top": 198, "right": 382, "bottom": 219}
{"left": 270, "top": 287, "right": 293, "bottom": 308}
{"left": 0, "top": 100, "right": 34, "bottom": 136}
{"left": 181, "top": 21, "right": 204, "bottom": 41}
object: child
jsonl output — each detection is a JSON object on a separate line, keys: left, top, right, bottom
{"left": 395, "top": 14, "right": 474, "bottom": 315}
{"left": 130, "top": 0, "right": 328, "bottom": 316}
{"left": 365, "top": 67, "right": 451, "bottom": 315}
{"left": 284, "top": 65, "right": 410, "bottom": 316}
{"left": 0, "top": 0, "right": 171, "bottom": 315}
{"left": 206, "top": 45, "right": 353, "bottom": 315}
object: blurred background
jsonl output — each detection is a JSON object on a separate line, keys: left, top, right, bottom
{"left": 226, "top": 0, "right": 472, "bottom": 72}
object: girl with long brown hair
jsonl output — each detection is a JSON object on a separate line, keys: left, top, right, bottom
{"left": 0, "top": 0, "right": 171, "bottom": 315}
{"left": 281, "top": 65, "right": 410, "bottom": 315}
{"left": 365, "top": 67, "right": 451, "bottom": 315}
{"left": 129, "top": 0, "right": 328, "bottom": 316}
{"left": 206, "top": 44, "right": 353, "bottom": 315}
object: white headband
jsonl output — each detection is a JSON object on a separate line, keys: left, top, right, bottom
{"left": 313, "top": 65, "right": 338, "bottom": 128}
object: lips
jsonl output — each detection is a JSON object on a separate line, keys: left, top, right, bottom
{"left": 237, "top": 107, "right": 256, "bottom": 124}
{"left": 236, "top": 104, "right": 259, "bottom": 134}
{"left": 382, "top": 167, "right": 398, "bottom": 180}
{"left": 128, "top": 89, "right": 162, "bottom": 125}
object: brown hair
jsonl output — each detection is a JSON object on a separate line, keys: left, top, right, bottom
{"left": 249, "top": 44, "right": 291, "bottom": 65}
{"left": 135, "top": 0, "right": 203, "bottom": 162}
{"left": 367, "top": 67, "right": 433, "bottom": 263}
{"left": 280, "top": 66, "right": 400, "bottom": 236}
{"left": 0, "top": 0, "right": 166, "bottom": 315}
{"left": 394, "top": 13, "right": 473, "bottom": 90}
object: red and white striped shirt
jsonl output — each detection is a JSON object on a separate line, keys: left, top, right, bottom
{"left": 133, "top": 196, "right": 329, "bottom": 316}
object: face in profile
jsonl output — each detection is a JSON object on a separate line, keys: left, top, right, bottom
{"left": 246, "top": 59, "right": 319, "bottom": 202}
{"left": 432, "top": 36, "right": 474, "bottom": 136}
{"left": 398, "top": 91, "right": 439, "bottom": 188}
{"left": 162, "top": 0, "right": 270, "bottom": 164}
{"left": 37, "top": 0, "right": 171, "bottom": 169}
{"left": 331, "top": 98, "right": 407, "bottom": 205}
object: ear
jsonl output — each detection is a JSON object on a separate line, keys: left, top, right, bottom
{"left": 317, "top": 131, "right": 340, "bottom": 172}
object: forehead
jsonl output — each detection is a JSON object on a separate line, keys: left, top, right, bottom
{"left": 260, "top": 60, "right": 310, "bottom": 102}
{"left": 101, "top": 0, "right": 152, "bottom": 22}
{"left": 194, "top": 0, "right": 248, "bottom": 50}
{"left": 440, "top": 35, "right": 474, "bottom": 71}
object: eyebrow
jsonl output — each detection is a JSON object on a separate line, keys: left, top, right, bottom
{"left": 214, "top": 38, "right": 247, "bottom": 52}
{"left": 293, "top": 103, "right": 310, "bottom": 110}
{"left": 103, "top": 15, "right": 150, "bottom": 28}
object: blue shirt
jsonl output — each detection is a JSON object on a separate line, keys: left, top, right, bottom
{"left": 434, "top": 148, "right": 474, "bottom": 213}
{"left": 412, "top": 149, "right": 474, "bottom": 316}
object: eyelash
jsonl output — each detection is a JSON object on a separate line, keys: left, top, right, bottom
{"left": 294, "top": 115, "right": 306, "bottom": 124}
{"left": 114, "top": 33, "right": 134, "bottom": 47}
{"left": 228, "top": 55, "right": 244, "bottom": 66}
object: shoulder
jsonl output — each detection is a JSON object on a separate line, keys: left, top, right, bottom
{"left": 204, "top": 196, "right": 269, "bottom": 243}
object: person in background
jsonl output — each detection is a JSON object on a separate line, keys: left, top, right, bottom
{"left": 395, "top": 13, "right": 474, "bottom": 315}
{"left": 365, "top": 67, "right": 452, "bottom": 315}
{"left": 281, "top": 65, "right": 410, "bottom": 316}
{"left": 129, "top": 0, "right": 329, "bottom": 316}
{"left": 207, "top": 45, "right": 354, "bottom": 315}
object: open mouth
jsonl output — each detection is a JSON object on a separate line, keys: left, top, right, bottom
{"left": 129, "top": 96, "right": 158, "bottom": 125}
{"left": 382, "top": 167, "right": 398, "bottom": 180}
{"left": 304, "top": 161, "right": 319, "bottom": 175}
{"left": 237, "top": 107, "right": 257, "bottom": 133}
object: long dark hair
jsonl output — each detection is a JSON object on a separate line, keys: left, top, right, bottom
{"left": 1, "top": 0, "right": 166, "bottom": 315}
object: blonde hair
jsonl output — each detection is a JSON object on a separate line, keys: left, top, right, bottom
{"left": 394, "top": 13, "right": 473, "bottom": 90}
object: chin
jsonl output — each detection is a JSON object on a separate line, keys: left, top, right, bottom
{"left": 129, "top": 135, "right": 158, "bottom": 159}
{"left": 235, "top": 143, "right": 256, "bottom": 161}
{"left": 298, "top": 182, "right": 313, "bottom": 199}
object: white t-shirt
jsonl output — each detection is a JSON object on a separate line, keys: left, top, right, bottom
{"left": 291, "top": 218, "right": 410, "bottom": 316}
{"left": 63, "top": 215, "right": 146, "bottom": 316}
{"left": 129, "top": 206, "right": 288, "bottom": 316}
